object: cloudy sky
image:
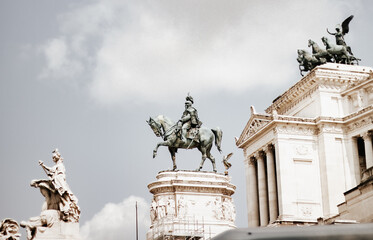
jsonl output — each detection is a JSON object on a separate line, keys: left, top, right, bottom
{"left": 1, "top": 0, "right": 373, "bottom": 239}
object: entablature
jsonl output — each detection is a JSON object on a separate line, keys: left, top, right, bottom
{"left": 237, "top": 106, "right": 373, "bottom": 149}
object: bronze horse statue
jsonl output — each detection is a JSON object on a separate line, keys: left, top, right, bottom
{"left": 308, "top": 39, "right": 333, "bottom": 63}
{"left": 297, "top": 49, "right": 321, "bottom": 76}
{"left": 147, "top": 115, "right": 222, "bottom": 172}
{"left": 321, "top": 36, "right": 360, "bottom": 65}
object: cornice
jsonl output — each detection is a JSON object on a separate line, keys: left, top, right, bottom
{"left": 148, "top": 171, "right": 236, "bottom": 196}
{"left": 344, "top": 109, "right": 373, "bottom": 134}
{"left": 149, "top": 184, "right": 236, "bottom": 196}
{"left": 343, "top": 105, "right": 373, "bottom": 123}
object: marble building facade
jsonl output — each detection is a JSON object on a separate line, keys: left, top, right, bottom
{"left": 236, "top": 63, "right": 373, "bottom": 227}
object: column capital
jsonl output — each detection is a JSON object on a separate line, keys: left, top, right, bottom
{"left": 248, "top": 156, "right": 257, "bottom": 165}
{"left": 258, "top": 150, "right": 266, "bottom": 160}
{"left": 252, "top": 152, "right": 259, "bottom": 159}
{"left": 263, "top": 144, "right": 274, "bottom": 153}
{"left": 362, "top": 131, "right": 373, "bottom": 140}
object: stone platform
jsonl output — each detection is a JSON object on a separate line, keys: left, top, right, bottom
{"left": 34, "top": 222, "right": 81, "bottom": 240}
{"left": 29, "top": 210, "right": 81, "bottom": 240}
{"left": 147, "top": 170, "right": 236, "bottom": 240}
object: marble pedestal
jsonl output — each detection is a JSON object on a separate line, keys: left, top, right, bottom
{"left": 147, "top": 170, "right": 236, "bottom": 240}
{"left": 32, "top": 210, "right": 81, "bottom": 240}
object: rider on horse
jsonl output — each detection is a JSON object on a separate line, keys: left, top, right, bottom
{"left": 177, "top": 94, "right": 202, "bottom": 143}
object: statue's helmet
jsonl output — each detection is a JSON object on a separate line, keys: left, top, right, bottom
{"left": 52, "top": 148, "right": 62, "bottom": 161}
{"left": 185, "top": 93, "right": 194, "bottom": 104}
{"left": 185, "top": 100, "right": 192, "bottom": 106}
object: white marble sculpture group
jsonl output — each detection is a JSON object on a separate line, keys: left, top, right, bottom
{"left": 1, "top": 149, "right": 81, "bottom": 240}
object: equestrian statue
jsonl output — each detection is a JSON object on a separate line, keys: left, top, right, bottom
{"left": 147, "top": 94, "right": 223, "bottom": 172}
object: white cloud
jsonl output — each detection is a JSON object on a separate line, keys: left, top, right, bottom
{"left": 39, "top": 0, "right": 363, "bottom": 105}
{"left": 44, "top": 38, "right": 67, "bottom": 70}
{"left": 80, "top": 196, "right": 150, "bottom": 240}
{"left": 39, "top": 37, "right": 84, "bottom": 82}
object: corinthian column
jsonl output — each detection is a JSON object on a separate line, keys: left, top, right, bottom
{"left": 265, "top": 145, "right": 278, "bottom": 223}
{"left": 352, "top": 137, "right": 361, "bottom": 182}
{"left": 247, "top": 157, "right": 259, "bottom": 227}
{"left": 257, "top": 151, "right": 269, "bottom": 226}
{"left": 363, "top": 132, "right": 373, "bottom": 169}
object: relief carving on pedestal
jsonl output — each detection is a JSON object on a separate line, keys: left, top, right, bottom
{"left": 177, "top": 196, "right": 187, "bottom": 218}
{"left": 222, "top": 198, "right": 236, "bottom": 222}
{"left": 150, "top": 196, "right": 177, "bottom": 223}
{"left": 212, "top": 197, "right": 223, "bottom": 220}
{"left": 150, "top": 196, "right": 175, "bottom": 223}
{"left": 150, "top": 200, "right": 157, "bottom": 223}
{"left": 156, "top": 197, "right": 167, "bottom": 220}
{"left": 166, "top": 196, "right": 176, "bottom": 217}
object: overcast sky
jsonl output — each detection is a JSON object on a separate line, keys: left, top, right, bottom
{"left": 1, "top": 1, "right": 373, "bottom": 239}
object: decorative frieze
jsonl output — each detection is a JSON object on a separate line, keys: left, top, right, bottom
{"left": 317, "top": 123, "right": 344, "bottom": 134}
{"left": 345, "top": 116, "right": 373, "bottom": 133}
{"left": 274, "top": 125, "right": 317, "bottom": 136}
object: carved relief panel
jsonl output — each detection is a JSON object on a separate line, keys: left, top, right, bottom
{"left": 151, "top": 195, "right": 177, "bottom": 223}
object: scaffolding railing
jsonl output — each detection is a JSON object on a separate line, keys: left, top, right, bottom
{"left": 150, "top": 215, "right": 212, "bottom": 240}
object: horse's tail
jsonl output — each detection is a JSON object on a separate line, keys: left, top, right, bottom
{"left": 211, "top": 127, "right": 223, "bottom": 153}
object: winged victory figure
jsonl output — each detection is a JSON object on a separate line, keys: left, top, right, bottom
{"left": 327, "top": 15, "right": 354, "bottom": 55}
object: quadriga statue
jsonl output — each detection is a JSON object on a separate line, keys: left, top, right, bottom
{"left": 20, "top": 149, "right": 80, "bottom": 240}
{"left": 297, "top": 15, "right": 360, "bottom": 76}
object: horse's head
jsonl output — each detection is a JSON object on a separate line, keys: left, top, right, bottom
{"left": 297, "top": 49, "right": 306, "bottom": 56}
{"left": 308, "top": 39, "right": 314, "bottom": 47}
{"left": 147, "top": 117, "right": 162, "bottom": 137}
{"left": 321, "top": 37, "right": 328, "bottom": 46}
